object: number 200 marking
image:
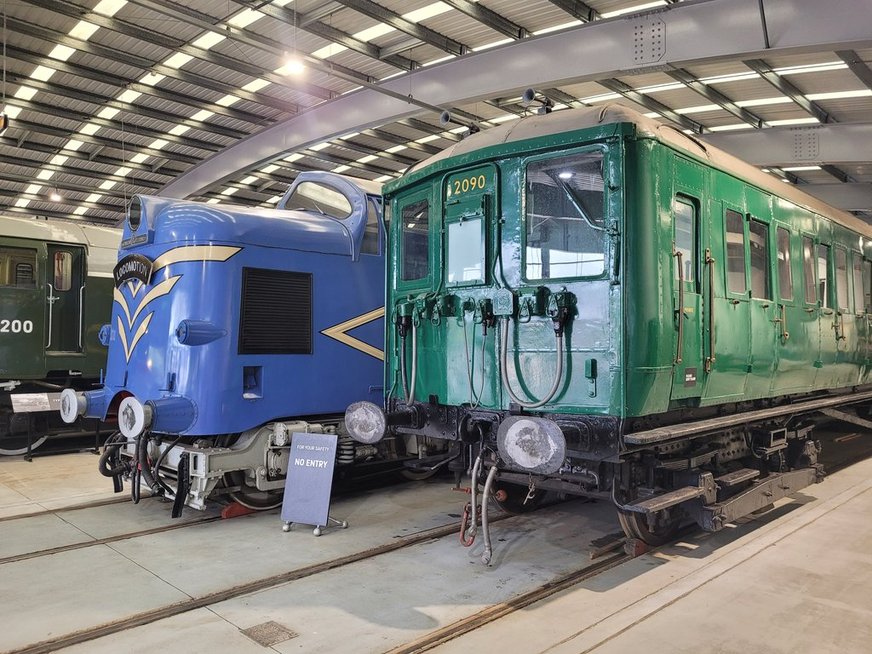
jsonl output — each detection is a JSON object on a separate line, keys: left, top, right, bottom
{"left": 453, "top": 174, "right": 487, "bottom": 195}
{"left": 0, "top": 319, "right": 33, "bottom": 334}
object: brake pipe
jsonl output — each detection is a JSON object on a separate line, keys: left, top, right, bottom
{"left": 463, "top": 453, "right": 484, "bottom": 545}
{"left": 499, "top": 316, "right": 565, "bottom": 409}
{"left": 480, "top": 463, "right": 499, "bottom": 565}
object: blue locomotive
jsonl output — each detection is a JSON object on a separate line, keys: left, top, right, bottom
{"left": 60, "top": 172, "right": 418, "bottom": 512}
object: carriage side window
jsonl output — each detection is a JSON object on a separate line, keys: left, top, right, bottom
{"left": 776, "top": 227, "right": 792, "bottom": 301}
{"left": 835, "top": 247, "right": 849, "bottom": 311}
{"left": 864, "top": 260, "right": 872, "bottom": 313}
{"left": 53, "top": 251, "right": 73, "bottom": 292}
{"left": 802, "top": 236, "right": 816, "bottom": 303}
{"left": 361, "top": 197, "right": 381, "bottom": 255}
{"left": 817, "top": 244, "right": 831, "bottom": 309}
{"left": 852, "top": 254, "right": 865, "bottom": 313}
{"left": 400, "top": 199, "right": 430, "bottom": 281}
{"left": 286, "top": 181, "right": 353, "bottom": 219}
{"left": 0, "top": 247, "right": 37, "bottom": 289}
{"left": 525, "top": 150, "right": 605, "bottom": 280}
{"left": 749, "top": 219, "right": 770, "bottom": 299}
{"left": 673, "top": 199, "right": 695, "bottom": 283}
{"left": 725, "top": 210, "right": 747, "bottom": 294}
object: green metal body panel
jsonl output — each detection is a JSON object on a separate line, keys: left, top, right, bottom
{"left": 0, "top": 235, "right": 113, "bottom": 381}
{"left": 383, "top": 120, "right": 872, "bottom": 423}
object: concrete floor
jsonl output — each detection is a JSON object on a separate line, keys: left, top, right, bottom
{"left": 1, "top": 446, "right": 871, "bottom": 654}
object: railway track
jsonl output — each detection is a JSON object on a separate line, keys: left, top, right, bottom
{"left": 0, "top": 494, "right": 137, "bottom": 524}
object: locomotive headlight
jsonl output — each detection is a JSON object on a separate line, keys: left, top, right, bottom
{"left": 127, "top": 196, "right": 143, "bottom": 232}
{"left": 59, "top": 389, "right": 87, "bottom": 424}
{"left": 118, "top": 396, "right": 153, "bottom": 439}
{"left": 496, "top": 416, "right": 566, "bottom": 474}
{"left": 345, "top": 401, "right": 387, "bottom": 444}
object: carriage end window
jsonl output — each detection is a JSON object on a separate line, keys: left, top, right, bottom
{"left": 400, "top": 199, "right": 430, "bottom": 281}
{"left": 525, "top": 151, "right": 606, "bottom": 280}
{"left": 725, "top": 210, "right": 747, "bottom": 294}
{"left": 674, "top": 199, "right": 695, "bottom": 283}
{"left": 0, "top": 247, "right": 37, "bottom": 289}
{"left": 749, "top": 219, "right": 770, "bottom": 300}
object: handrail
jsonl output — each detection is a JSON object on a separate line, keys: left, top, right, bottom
{"left": 705, "top": 249, "right": 716, "bottom": 372}
{"left": 673, "top": 247, "right": 684, "bottom": 365}
{"left": 78, "top": 284, "right": 86, "bottom": 350}
{"left": 45, "top": 282, "right": 56, "bottom": 349}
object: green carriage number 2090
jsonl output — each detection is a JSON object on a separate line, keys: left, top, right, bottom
{"left": 450, "top": 174, "right": 488, "bottom": 196}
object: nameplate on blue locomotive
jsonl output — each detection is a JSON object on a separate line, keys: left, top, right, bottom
{"left": 113, "top": 253, "right": 153, "bottom": 287}
{"left": 280, "top": 432, "right": 338, "bottom": 528}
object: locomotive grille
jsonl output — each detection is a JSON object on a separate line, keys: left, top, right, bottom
{"left": 239, "top": 268, "right": 312, "bottom": 355}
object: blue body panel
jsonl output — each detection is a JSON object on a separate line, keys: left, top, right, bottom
{"left": 84, "top": 173, "right": 385, "bottom": 436}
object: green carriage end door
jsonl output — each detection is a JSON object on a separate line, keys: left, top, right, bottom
{"left": 45, "top": 244, "right": 85, "bottom": 353}
{"left": 443, "top": 165, "right": 497, "bottom": 288}
{"left": 670, "top": 196, "right": 705, "bottom": 401}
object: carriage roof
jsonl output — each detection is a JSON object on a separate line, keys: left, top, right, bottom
{"left": 406, "top": 104, "right": 869, "bottom": 238}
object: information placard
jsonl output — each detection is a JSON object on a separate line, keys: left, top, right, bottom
{"left": 10, "top": 393, "right": 61, "bottom": 413}
{"left": 280, "top": 432, "right": 338, "bottom": 528}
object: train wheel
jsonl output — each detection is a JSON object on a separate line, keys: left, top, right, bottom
{"left": 222, "top": 471, "right": 283, "bottom": 511}
{"left": 617, "top": 509, "right": 681, "bottom": 546}
{"left": 491, "top": 483, "right": 545, "bottom": 515}
{"left": 400, "top": 467, "right": 438, "bottom": 481}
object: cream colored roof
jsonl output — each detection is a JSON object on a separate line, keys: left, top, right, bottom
{"left": 410, "top": 104, "right": 871, "bottom": 237}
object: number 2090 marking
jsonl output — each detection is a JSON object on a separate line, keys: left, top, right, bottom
{"left": 0, "top": 319, "right": 34, "bottom": 334}
{"left": 452, "top": 174, "right": 487, "bottom": 196}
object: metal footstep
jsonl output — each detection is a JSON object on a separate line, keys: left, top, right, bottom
{"left": 715, "top": 467, "right": 760, "bottom": 488}
{"left": 623, "top": 486, "right": 705, "bottom": 514}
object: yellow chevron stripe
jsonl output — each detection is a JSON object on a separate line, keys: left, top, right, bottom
{"left": 126, "top": 313, "right": 153, "bottom": 362}
{"left": 152, "top": 245, "right": 240, "bottom": 274}
{"left": 113, "top": 288, "right": 132, "bottom": 327}
{"left": 320, "top": 307, "right": 385, "bottom": 361}
{"left": 130, "top": 276, "right": 180, "bottom": 325}
{"left": 116, "top": 315, "right": 130, "bottom": 361}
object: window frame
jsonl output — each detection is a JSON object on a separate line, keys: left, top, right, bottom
{"left": 0, "top": 245, "right": 39, "bottom": 290}
{"left": 724, "top": 207, "right": 749, "bottom": 298}
{"left": 775, "top": 225, "right": 793, "bottom": 303}
{"left": 673, "top": 195, "right": 698, "bottom": 290}
{"left": 520, "top": 144, "right": 610, "bottom": 284}
{"left": 834, "top": 245, "right": 850, "bottom": 312}
{"left": 395, "top": 191, "right": 433, "bottom": 291}
{"left": 817, "top": 242, "right": 832, "bottom": 310}
{"left": 851, "top": 251, "right": 865, "bottom": 315}
{"left": 801, "top": 234, "right": 817, "bottom": 306}
{"left": 748, "top": 216, "right": 771, "bottom": 301}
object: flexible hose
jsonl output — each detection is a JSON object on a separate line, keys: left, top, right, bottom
{"left": 480, "top": 464, "right": 499, "bottom": 565}
{"left": 499, "top": 317, "right": 564, "bottom": 409}
{"left": 462, "top": 316, "right": 487, "bottom": 408}
{"left": 97, "top": 432, "right": 126, "bottom": 478}
{"left": 137, "top": 433, "right": 163, "bottom": 496}
{"left": 399, "top": 320, "right": 418, "bottom": 403}
{"left": 152, "top": 436, "right": 182, "bottom": 496}
{"left": 464, "top": 453, "right": 484, "bottom": 543}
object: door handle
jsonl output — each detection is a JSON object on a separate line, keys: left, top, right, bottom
{"left": 773, "top": 304, "right": 790, "bottom": 341}
{"left": 45, "top": 282, "right": 56, "bottom": 349}
{"left": 672, "top": 247, "right": 684, "bottom": 364}
{"left": 705, "top": 249, "right": 716, "bottom": 373}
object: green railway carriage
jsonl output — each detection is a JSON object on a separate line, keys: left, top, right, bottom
{"left": 0, "top": 216, "right": 119, "bottom": 455}
{"left": 346, "top": 104, "right": 872, "bottom": 553}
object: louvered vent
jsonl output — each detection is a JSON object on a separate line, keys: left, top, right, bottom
{"left": 239, "top": 268, "right": 312, "bottom": 355}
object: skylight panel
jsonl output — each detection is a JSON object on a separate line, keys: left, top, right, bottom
{"left": 774, "top": 62, "right": 847, "bottom": 76}
{"left": 766, "top": 117, "right": 819, "bottom": 126}
{"left": 86, "top": 193, "right": 102, "bottom": 202}
{"left": 48, "top": 45, "right": 76, "bottom": 62}
{"left": 216, "top": 95, "right": 240, "bottom": 107}
{"left": 310, "top": 43, "right": 347, "bottom": 60}
{"left": 66, "top": 140, "right": 84, "bottom": 151}
{"left": 404, "top": 2, "right": 452, "bottom": 23}
{"left": 261, "top": 164, "right": 280, "bottom": 174}
{"left": 25, "top": 184, "right": 43, "bottom": 194}
{"left": 14, "top": 86, "right": 38, "bottom": 101}
{"left": 139, "top": 73, "right": 165, "bottom": 86}
{"left": 114, "top": 166, "right": 131, "bottom": 176}
{"left": 285, "top": 153, "right": 304, "bottom": 162}
{"left": 806, "top": 89, "right": 872, "bottom": 100}
{"left": 675, "top": 104, "right": 720, "bottom": 115}
{"left": 130, "top": 153, "right": 149, "bottom": 163}
{"left": 242, "top": 79, "right": 271, "bottom": 93}
{"left": 708, "top": 123, "right": 754, "bottom": 132}
{"left": 580, "top": 92, "right": 620, "bottom": 103}
{"left": 354, "top": 23, "right": 395, "bottom": 42}
{"left": 149, "top": 138, "right": 168, "bottom": 149}
{"left": 191, "top": 109, "right": 214, "bottom": 121}
{"left": 533, "top": 20, "right": 582, "bottom": 35}
{"left": 735, "top": 96, "right": 792, "bottom": 107}
{"left": 601, "top": 1, "right": 667, "bottom": 18}
{"left": 92, "top": 0, "right": 127, "bottom": 17}
{"left": 422, "top": 55, "right": 456, "bottom": 67}
{"left": 472, "top": 39, "right": 513, "bottom": 52}
{"left": 356, "top": 155, "right": 378, "bottom": 163}
{"left": 3, "top": 106, "right": 21, "bottom": 119}
{"left": 14, "top": 199, "right": 31, "bottom": 208}
{"left": 385, "top": 145, "right": 407, "bottom": 153}
{"left": 73, "top": 207, "right": 89, "bottom": 215}
{"left": 782, "top": 166, "right": 822, "bottom": 171}
{"left": 69, "top": 21, "right": 100, "bottom": 41}
{"left": 36, "top": 170, "right": 55, "bottom": 181}
{"left": 637, "top": 82, "right": 684, "bottom": 94}
{"left": 266, "top": 195, "right": 283, "bottom": 204}
{"left": 333, "top": 165, "right": 351, "bottom": 173}
{"left": 79, "top": 123, "right": 101, "bottom": 135}
{"left": 309, "top": 142, "right": 331, "bottom": 151}
{"left": 50, "top": 155, "right": 68, "bottom": 166}
{"left": 117, "top": 89, "right": 141, "bottom": 103}
{"left": 415, "top": 134, "right": 440, "bottom": 144}
{"left": 240, "top": 175, "right": 258, "bottom": 185}
{"left": 700, "top": 71, "right": 759, "bottom": 85}
{"left": 374, "top": 175, "right": 393, "bottom": 183}
{"left": 99, "top": 180, "right": 117, "bottom": 190}
{"left": 30, "top": 66, "right": 56, "bottom": 82}
{"left": 97, "top": 107, "right": 120, "bottom": 120}
{"left": 220, "top": 187, "right": 238, "bottom": 196}
{"left": 192, "top": 32, "right": 226, "bottom": 50}
{"left": 164, "top": 53, "right": 194, "bottom": 69}
{"left": 169, "top": 125, "right": 190, "bottom": 136}
{"left": 490, "top": 114, "right": 519, "bottom": 123}
{"left": 228, "top": 8, "right": 262, "bottom": 28}
{"left": 206, "top": 198, "right": 221, "bottom": 204}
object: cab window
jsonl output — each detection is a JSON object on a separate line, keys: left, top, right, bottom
{"left": 400, "top": 199, "right": 430, "bottom": 281}
{"left": 286, "top": 181, "right": 353, "bottom": 219}
{"left": 53, "top": 251, "right": 73, "bottom": 292}
{"left": 524, "top": 150, "right": 606, "bottom": 280}
{"left": 0, "top": 247, "right": 37, "bottom": 289}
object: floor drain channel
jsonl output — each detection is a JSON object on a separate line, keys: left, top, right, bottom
{"left": 241, "top": 621, "right": 298, "bottom": 647}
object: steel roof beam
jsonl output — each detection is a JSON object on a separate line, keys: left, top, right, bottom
{"left": 837, "top": 50, "right": 872, "bottom": 92}
{"left": 332, "top": 0, "right": 468, "bottom": 56}
{"left": 441, "top": 0, "right": 529, "bottom": 40}
{"left": 5, "top": 15, "right": 299, "bottom": 115}
{"left": 743, "top": 59, "right": 831, "bottom": 124}
{"left": 667, "top": 68, "right": 764, "bottom": 128}
{"left": 702, "top": 123, "right": 872, "bottom": 165}
{"left": 598, "top": 78, "right": 705, "bottom": 133}
{"left": 546, "top": 0, "right": 598, "bottom": 22}
{"left": 4, "top": 44, "right": 278, "bottom": 126}
{"left": 161, "top": 0, "right": 872, "bottom": 198}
